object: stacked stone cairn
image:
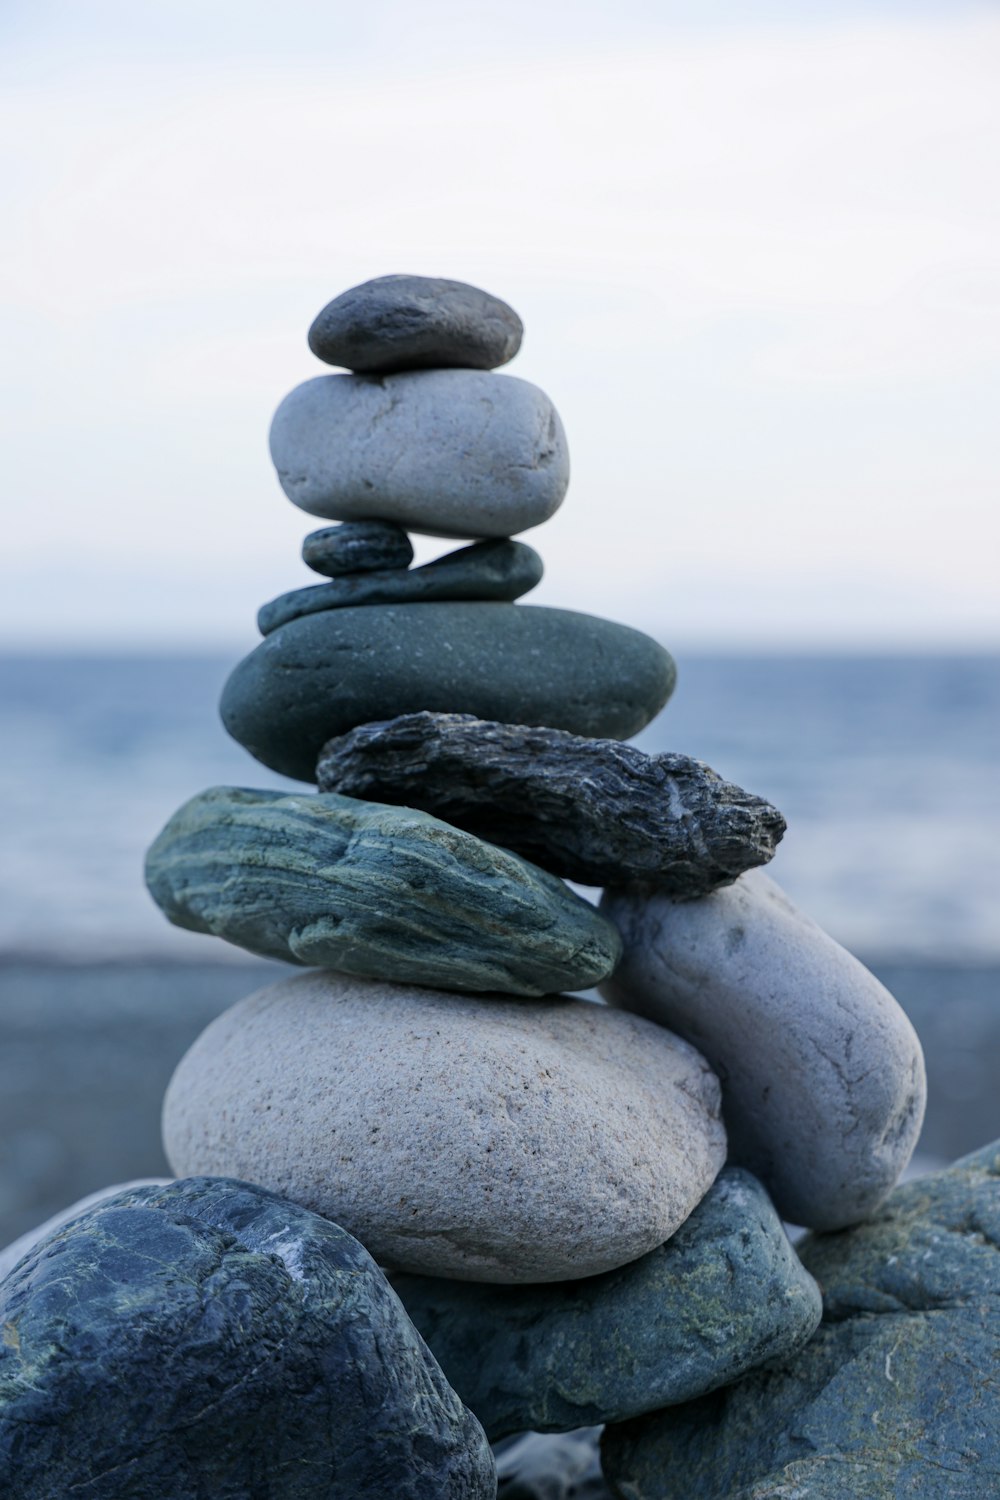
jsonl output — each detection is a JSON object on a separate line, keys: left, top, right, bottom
{"left": 12, "top": 274, "right": 996, "bottom": 1500}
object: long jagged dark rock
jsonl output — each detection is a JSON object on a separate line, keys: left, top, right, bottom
{"left": 316, "top": 713, "right": 786, "bottom": 894}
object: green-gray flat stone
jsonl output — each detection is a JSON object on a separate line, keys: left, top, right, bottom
{"left": 221, "top": 603, "right": 676, "bottom": 783}
{"left": 602, "top": 1142, "right": 1000, "bottom": 1499}
{"left": 392, "top": 1168, "right": 821, "bottom": 1442}
{"left": 302, "top": 519, "right": 414, "bottom": 576}
{"left": 258, "top": 540, "right": 543, "bottom": 635}
{"left": 144, "top": 786, "right": 621, "bottom": 995}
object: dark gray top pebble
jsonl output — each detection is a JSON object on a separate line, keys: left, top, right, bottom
{"left": 0, "top": 1178, "right": 494, "bottom": 1500}
{"left": 302, "top": 520, "right": 414, "bottom": 576}
{"left": 308, "top": 274, "right": 523, "bottom": 373}
{"left": 259, "top": 541, "right": 543, "bottom": 636}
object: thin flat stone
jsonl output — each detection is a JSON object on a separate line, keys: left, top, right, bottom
{"left": 163, "top": 973, "right": 726, "bottom": 1283}
{"left": 144, "top": 786, "right": 621, "bottom": 996}
{"left": 392, "top": 1168, "right": 821, "bottom": 1441}
{"left": 258, "top": 542, "right": 543, "bottom": 636}
{"left": 269, "top": 370, "right": 568, "bottom": 538}
{"left": 602, "top": 1143, "right": 1000, "bottom": 1499}
{"left": 220, "top": 604, "right": 676, "bottom": 783}
{"left": 316, "top": 713, "right": 785, "bottom": 892}
{"left": 308, "top": 274, "right": 523, "bottom": 372}
{"left": 0, "top": 1178, "right": 494, "bottom": 1499}
{"left": 302, "top": 520, "right": 414, "bottom": 576}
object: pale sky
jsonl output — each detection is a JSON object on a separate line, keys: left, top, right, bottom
{"left": 2, "top": 0, "right": 999, "bottom": 650}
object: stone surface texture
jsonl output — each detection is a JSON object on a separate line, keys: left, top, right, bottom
{"left": 259, "top": 541, "right": 543, "bottom": 635}
{"left": 308, "top": 274, "right": 523, "bottom": 373}
{"left": 495, "top": 1430, "right": 611, "bottom": 1500}
{"left": 221, "top": 603, "right": 676, "bottom": 782}
{"left": 269, "top": 369, "right": 568, "bottom": 537}
{"left": 145, "top": 786, "right": 621, "bottom": 996}
{"left": 163, "top": 972, "right": 727, "bottom": 1283}
{"left": 393, "top": 1167, "right": 821, "bottom": 1440}
{"left": 601, "top": 870, "right": 926, "bottom": 1230}
{"left": 302, "top": 519, "right": 413, "bottom": 576}
{"left": 317, "top": 713, "right": 785, "bottom": 891}
{"left": 0, "top": 1177, "right": 495, "bottom": 1499}
{"left": 0, "top": 1180, "right": 168, "bottom": 1284}
{"left": 602, "top": 1143, "right": 1000, "bottom": 1500}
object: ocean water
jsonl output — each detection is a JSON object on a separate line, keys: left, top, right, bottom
{"left": 0, "top": 652, "right": 997, "bottom": 962}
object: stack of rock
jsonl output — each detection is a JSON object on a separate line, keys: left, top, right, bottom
{"left": 1, "top": 276, "right": 951, "bottom": 1500}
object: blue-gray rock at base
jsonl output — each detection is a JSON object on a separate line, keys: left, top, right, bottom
{"left": 302, "top": 519, "right": 414, "bottom": 576}
{"left": 259, "top": 540, "right": 543, "bottom": 635}
{"left": 308, "top": 274, "right": 523, "bottom": 373}
{"left": 601, "top": 1142, "right": 1000, "bottom": 1499}
{"left": 495, "top": 1429, "right": 612, "bottom": 1500}
{"left": 0, "top": 1177, "right": 495, "bottom": 1500}
{"left": 221, "top": 603, "right": 676, "bottom": 783}
{"left": 393, "top": 1168, "right": 821, "bottom": 1441}
{"left": 145, "top": 786, "right": 622, "bottom": 995}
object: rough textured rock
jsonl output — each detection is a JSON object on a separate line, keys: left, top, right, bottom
{"left": 145, "top": 786, "right": 621, "bottom": 996}
{"left": 302, "top": 519, "right": 413, "bottom": 576}
{"left": 163, "top": 972, "right": 726, "bottom": 1283}
{"left": 601, "top": 870, "right": 926, "bottom": 1230}
{"left": 259, "top": 541, "right": 543, "bottom": 635}
{"left": 393, "top": 1167, "right": 821, "bottom": 1440}
{"left": 221, "top": 603, "right": 676, "bottom": 782}
{"left": 495, "top": 1430, "right": 611, "bottom": 1500}
{"left": 0, "top": 1177, "right": 495, "bottom": 1499}
{"left": 269, "top": 369, "right": 568, "bottom": 537}
{"left": 317, "top": 713, "right": 785, "bottom": 891}
{"left": 602, "top": 1142, "right": 1000, "bottom": 1500}
{"left": 308, "top": 274, "right": 523, "bottom": 373}
{"left": 0, "top": 1181, "right": 169, "bottom": 1284}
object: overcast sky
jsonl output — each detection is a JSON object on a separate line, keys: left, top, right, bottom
{"left": 2, "top": 0, "right": 998, "bottom": 650}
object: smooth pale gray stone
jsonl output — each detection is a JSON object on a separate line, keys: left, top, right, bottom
{"left": 258, "top": 541, "right": 543, "bottom": 636}
{"left": 495, "top": 1430, "right": 611, "bottom": 1500}
{"left": 601, "top": 1142, "right": 1000, "bottom": 1500}
{"left": 600, "top": 870, "right": 926, "bottom": 1230}
{"left": 144, "top": 786, "right": 621, "bottom": 997}
{"left": 308, "top": 274, "right": 523, "bottom": 372}
{"left": 269, "top": 370, "right": 568, "bottom": 538}
{"left": 0, "top": 1181, "right": 169, "bottom": 1284}
{"left": 393, "top": 1168, "right": 821, "bottom": 1440}
{"left": 162, "top": 971, "right": 727, "bottom": 1283}
{"left": 302, "top": 519, "right": 414, "bottom": 576}
{"left": 221, "top": 603, "right": 677, "bottom": 783}
{"left": 316, "top": 713, "right": 785, "bottom": 892}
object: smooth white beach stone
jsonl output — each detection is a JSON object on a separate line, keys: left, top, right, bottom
{"left": 162, "top": 972, "right": 726, "bottom": 1283}
{"left": 0, "top": 1180, "right": 169, "bottom": 1283}
{"left": 268, "top": 369, "right": 569, "bottom": 538}
{"left": 601, "top": 871, "right": 926, "bottom": 1231}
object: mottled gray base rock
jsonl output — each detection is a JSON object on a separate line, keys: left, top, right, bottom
{"left": 308, "top": 274, "right": 523, "bottom": 373}
{"left": 0, "top": 1178, "right": 494, "bottom": 1499}
{"left": 495, "top": 1429, "right": 611, "bottom": 1500}
{"left": 259, "top": 541, "right": 543, "bottom": 635}
{"left": 602, "top": 1141, "right": 1000, "bottom": 1500}
{"left": 302, "top": 519, "right": 413, "bottom": 576}
{"left": 393, "top": 1169, "right": 820, "bottom": 1440}
{"left": 145, "top": 786, "right": 621, "bottom": 995}
{"left": 317, "top": 713, "right": 785, "bottom": 891}
{"left": 221, "top": 603, "right": 676, "bottom": 782}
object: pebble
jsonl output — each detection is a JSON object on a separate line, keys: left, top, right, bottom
{"left": 269, "top": 370, "right": 568, "bottom": 537}
{"left": 495, "top": 1430, "right": 611, "bottom": 1500}
{"left": 307, "top": 274, "right": 523, "bottom": 372}
{"left": 221, "top": 603, "right": 676, "bottom": 782}
{"left": 317, "top": 712, "right": 785, "bottom": 892}
{"left": 302, "top": 519, "right": 414, "bottom": 576}
{"left": 163, "top": 971, "right": 727, "bottom": 1283}
{"left": 145, "top": 786, "right": 622, "bottom": 996}
{"left": 258, "top": 541, "right": 543, "bottom": 636}
{"left": 393, "top": 1167, "right": 820, "bottom": 1440}
{"left": 602, "top": 1141, "right": 1000, "bottom": 1499}
{"left": 601, "top": 870, "right": 926, "bottom": 1230}
{"left": 0, "top": 1177, "right": 494, "bottom": 1499}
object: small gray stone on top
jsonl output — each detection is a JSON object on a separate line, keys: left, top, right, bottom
{"left": 302, "top": 520, "right": 414, "bottom": 577}
{"left": 259, "top": 541, "right": 543, "bottom": 636}
{"left": 308, "top": 274, "right": 523, "bottom": 373}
